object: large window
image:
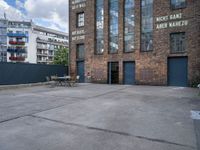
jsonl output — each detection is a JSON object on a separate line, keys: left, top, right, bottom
{"left": 170, "top": 32, "right": 186, "bottom": 53}
{"left": 141, "top": 0, "right": 153, "bottom": 52}
{"left": 109, "top": 0, "right": 119, "bottom": 53}
{"left": 77, "top": 12, "right": 84, "bottom": 27}
{"left": 96, "top": 0, "right": 104, "bottom": 54}
{"left": 77, "top": 44, "right": 85, "bottom": 60}
{"left": 124, "top": 0, "right": 135, "bottom": 52}
{"left": 171, "top": 0, "right": 186, "bottom": 9}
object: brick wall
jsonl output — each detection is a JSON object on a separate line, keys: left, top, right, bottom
{"left": 69, "top": 0, "right": 200, "bottom": 86}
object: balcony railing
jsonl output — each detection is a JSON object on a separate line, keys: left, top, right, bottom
{"left": 7, "top": 33, "right": 28, "bottom": 37}
{"left": 7, "top": 48, "right": 27, "bottom": 53}
{"left": 36, "top": 37, "right": 68, "bottom": 45}
{"left": 9, "top": 41, "right": 26, "bottom": 45}
{"left": 37, "top": 52, "right": 48, "bottom": 56}
{"left": 9, "top": 56, "right": 25, "bottom": 61}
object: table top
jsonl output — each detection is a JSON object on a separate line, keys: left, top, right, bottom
{"left": 51, "top": 76, "right": 71, "bottom": 80}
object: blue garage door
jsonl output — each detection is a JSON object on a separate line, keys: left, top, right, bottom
{"left": 168, "top": 57, "right": 188, "bottom": 87}
{"left": 77, "top": 61, "right": 85, "bottom": 83}
{"left": 124, "top": 62, "right": 135, "bottom": 85}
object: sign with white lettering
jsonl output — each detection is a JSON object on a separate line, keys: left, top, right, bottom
{"left": 155, "top": 13, "right": 188, "bottom": 29}
{"left": 71, "top": 0, "right": 86, "bottom": 10}
{"left": 71, "top": 30, "right": 85, "bottom": 41}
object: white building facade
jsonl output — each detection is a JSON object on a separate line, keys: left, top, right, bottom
{"left": 0, "top": 19, "right": 68, "bottom": 64}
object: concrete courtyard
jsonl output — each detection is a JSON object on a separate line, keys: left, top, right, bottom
{"left": 0, "top": 84, "right": 199, "bottom": 150}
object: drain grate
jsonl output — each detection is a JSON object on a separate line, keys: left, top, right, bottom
{"left": 191, "top": 111, "right": 200, "bottom": 120}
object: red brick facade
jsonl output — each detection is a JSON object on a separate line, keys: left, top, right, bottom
{"left": 69, "top": 0, "right": 200, "bottom": 86}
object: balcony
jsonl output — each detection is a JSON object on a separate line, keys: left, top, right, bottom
{"left": 7, "top": 48, "right": 27, "bottom": 53}
{"left": 9, "top": 56, "right": 25, "bottom": 61}
{"left": 37, "top": 46, "right": 48, "bottom": 50}
{"left": 9, "top": 41, "right": 25, "bottom": 45}
{"left": 36, "top": 37, "right": 68, "bottom": 46}
{"left": 7, "top": 33, "right": 28, "bottom": 37}
{"left": 37, "top": 52, "right": 48, "bottom": 56}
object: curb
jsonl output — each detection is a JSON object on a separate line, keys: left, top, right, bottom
{"left": 0, "top": 82, "right": 48, "bottom": 91}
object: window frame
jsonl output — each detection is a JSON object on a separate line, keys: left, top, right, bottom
{"left": 76, "top": 43, "right": 85, "bottom": 60}
{"left": 140, "top": 0, "right": 154, "bottom": 52}
{"left": 108, "top": 0, "right": 119, "bottom": 54}
{"left": 170, "top": 32, "right": 186, "bottom": 54}
{"left": 95, "top": 0, "right": 104, "bottom": 55}
{"left": 76, "top": 12, "right": 85, "bottom": 28}
{"left": 170, "top": 0, "right": 187, "bottom": 10}
{"left": 123, "top": 0, "right": 135, "bottom": 53}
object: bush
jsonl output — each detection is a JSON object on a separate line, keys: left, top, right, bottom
{"left": 191, "top": 76, "right": 200, "bottom": 88}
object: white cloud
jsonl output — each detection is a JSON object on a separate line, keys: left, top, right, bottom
{"left": 16, "top": 0, "right": 24, "bottom": 10}
{"left": 24, "top": 0, "right": 69, "bottom": 32}
{"left": 0, "top": 0, "right": 26, "bottom": 21}
{"left": 0, "top": 0, "right": 69, "bottom": 32}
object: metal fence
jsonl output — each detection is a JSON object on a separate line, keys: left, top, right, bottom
{"left": 0, "top": 62, "right": 68, "bottom": 85}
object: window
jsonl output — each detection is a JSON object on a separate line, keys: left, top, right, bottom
{"left": 109, "top": 0, "right": 119, "bottom": 53}
{"left": 77, "top": 12, "right": 84, "bottom": 27}
{"left": 141, "top": 0, "right": 153, "bottom": 52}
{"left": 124, "top": 0, "right": 135, "bottom": 52}
{"left": 171, "top": 0, "right": 186, "bottom": 9}
{"left": 77, "top": 44, "right": 85, "bottom": 59}
{"left": 0, "top": 36, "right": 7, "bottom": 44}
{"left": 170, "top": 32, "right": 186, "bottom": 53}
{"left": 95, "top": 0, "right": 104, "bottom": 54}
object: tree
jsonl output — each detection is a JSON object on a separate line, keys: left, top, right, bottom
{"left": 53, "top": 47, "right": 69, "bottom": 65}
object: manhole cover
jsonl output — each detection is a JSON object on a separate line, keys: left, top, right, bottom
{"left": 191, "top": 111, "right": 200, "bottom": 120}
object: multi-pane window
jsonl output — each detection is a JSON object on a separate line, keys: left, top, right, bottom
{"left": 0, "top": 36, "right": 7, "bottom": 44}
{"left": 0, "top": 51, "right": 7, "bottom": 62}
{"left": 141, "top": 0, "right": 153, "bottom": 52}
{"left": 77, "top": 12, "right": 84, "bottom": 27}
{"left": 77, "top": 44, "right": 85, "bottom": 60}
{"left": 124, "top": 0, "right": 135, "bottom": 52}
{"left": 170, "top": 33, "right": 186, "bottom": 53}
{"left": 96, "top": 0, "right": 104, "bottom": 54}
{"left": 171, "top": 0, "right": 186, "bottom": 9}
{"left": 109, "top": 0, "right": 119, "bottom": 53}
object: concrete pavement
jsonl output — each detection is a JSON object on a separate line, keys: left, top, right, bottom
{"left": 0, "top": 84, "right": 199, "bottom": 150}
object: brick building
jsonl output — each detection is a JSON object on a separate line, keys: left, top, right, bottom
{"left": 69, "top": 0, "right": 200, "bottom": 86}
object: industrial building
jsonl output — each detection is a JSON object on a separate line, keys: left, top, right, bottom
{"left": 69, "top": 0, "right": 200, "bottom": 86}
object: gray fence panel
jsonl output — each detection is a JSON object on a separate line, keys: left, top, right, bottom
{"left": 0, "top": 62, "right": 68, "bottom": 85}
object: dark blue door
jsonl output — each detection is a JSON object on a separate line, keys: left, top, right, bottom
{"left": 77, "top": 61, "right": 85, "bottom": 83}
{"left": 168, "top": 57, "right": 188, "bottom": 87}
{"left": 124, "top": 62, "right": 135, "bottom": 85}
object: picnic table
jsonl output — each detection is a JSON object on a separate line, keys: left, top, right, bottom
{"left": 51, "top": 76, "right": 77, "bottom": 87}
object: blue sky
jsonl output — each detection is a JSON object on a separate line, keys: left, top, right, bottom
{"left": 0, "top": 0, "right": 69, "bottom": 33}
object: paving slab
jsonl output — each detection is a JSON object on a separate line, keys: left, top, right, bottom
{"left": 35, "top": 86, "right": 200, "bottom": 149}
{"left": 0, "top": 84, "right": 199, "bottom": 150}
{"left": 0, "top": 116, "right": 195, "bottom": 150}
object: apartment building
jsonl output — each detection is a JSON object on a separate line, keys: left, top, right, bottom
{"left": 0, "top": 19, "right": 68, "bottom": 64}
{"left": 69, "top": 0, "right": 200, "bottom": 86}
{"left": 0, "top": 19, "right": 7, "bottom": 62}
{"left": 33, "top": 25, "right": 68, "bottom": 64}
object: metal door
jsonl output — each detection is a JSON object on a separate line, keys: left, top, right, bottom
{"left": 124, "top": 62, "right": 135, "bottom": 85}
{"left": 168, "top": 57, "right": 188, "bottom": 87}
{"left": 77, "top": 61, "right": 85, "bottom": 83}
{"left": 108, "top": 62, "right": 119, "bottom": 84}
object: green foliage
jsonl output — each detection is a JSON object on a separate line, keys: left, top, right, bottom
{"left": 191, "top": 76, "right": 200, "bottom": 88}
{"left": 53, "top": 47, "right": 69, "bottom": 65}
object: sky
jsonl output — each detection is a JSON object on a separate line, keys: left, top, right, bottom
{"left": 0, "top": 0, "right": 69, "bottom": 33}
